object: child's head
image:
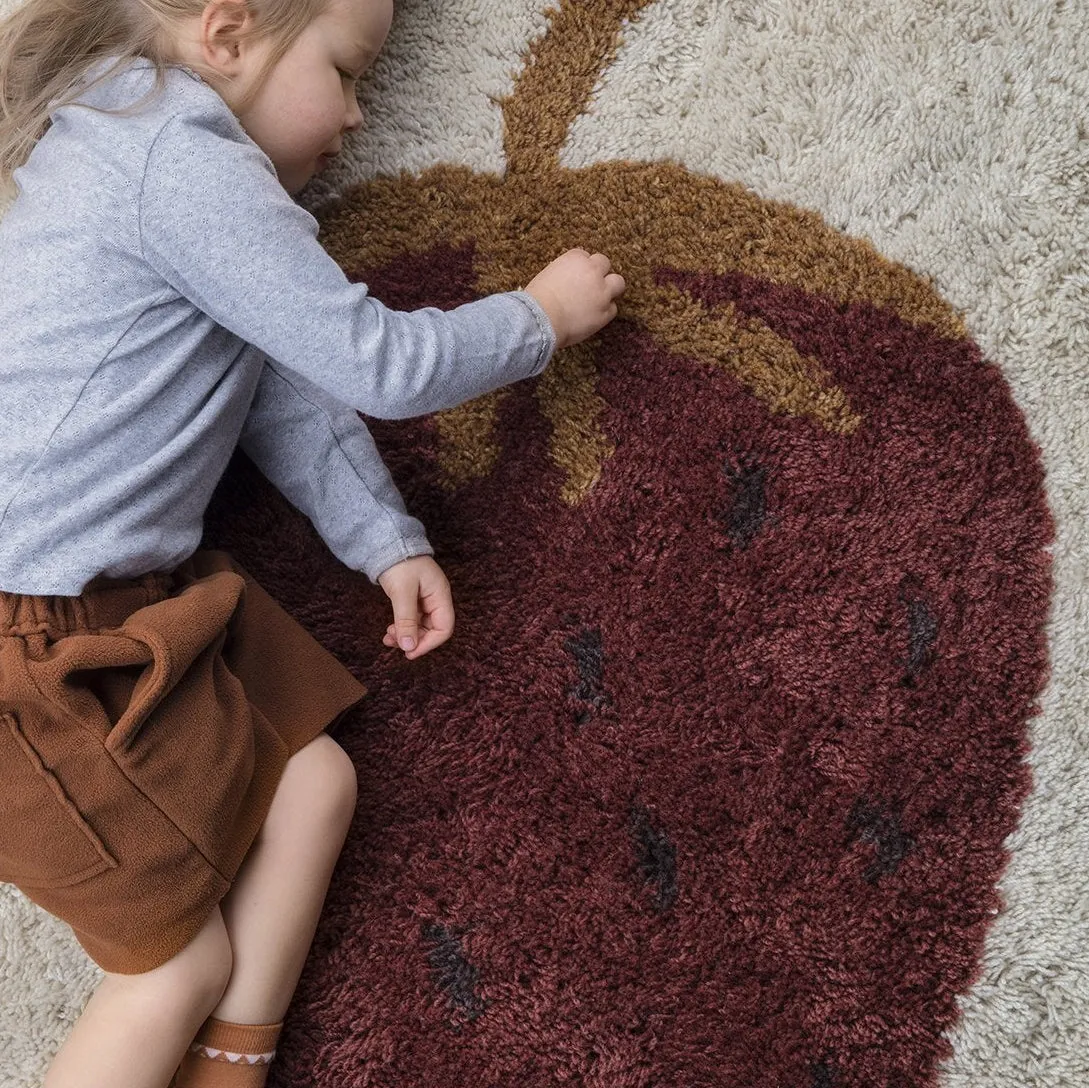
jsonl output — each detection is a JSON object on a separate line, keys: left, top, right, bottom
{"left": 0, "top": 0, "right": 392, "bottom": 192}
{"left": 181, "top": 0, "right": 393, "bottom": 192}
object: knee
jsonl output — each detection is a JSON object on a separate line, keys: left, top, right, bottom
{"left": 106, "top": 909, "right": 233, "bottom": 1022}
{"left": 316, "top": 737, "right": 358, "bottom": 833}
{"left": 282, "top": 734, "right": 358, "bottom": 837}
{"left": 165, "top": 909, "right": 233, "bottom": 1015}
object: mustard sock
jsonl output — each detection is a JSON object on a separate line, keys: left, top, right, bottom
{"left": 173, "top": 1018, "right": 283, "bottom": 1087}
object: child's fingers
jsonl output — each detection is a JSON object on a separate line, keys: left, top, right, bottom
{"left": 384, "top": 585, "right": 421, "bottom": 652}
{"left": 378, "top": 559, "right": 455, "bottom": 656}
{"left": 404, "top": 624, "right": 453, "bottom": 659}
{"left": 589, "top": 251, "right": 613, "bottom": 274}
{"left": 382, "top": 593, "right": 455, "bottom": 657}
{"left": 384, "top": 619, "right": 453, "bottom": 659}
{"left": 420, "top": 589, "right": 455, "bottom": 636}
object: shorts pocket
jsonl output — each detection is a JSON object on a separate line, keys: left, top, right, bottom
{"left": 0, "top": 711, "right": 117, "bottom": 890}
{"left": 104, "top": 571, "right": 247, "bottom": 755}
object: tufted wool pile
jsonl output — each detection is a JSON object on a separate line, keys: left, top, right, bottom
{"left": 2, "top": 1, "right": 1086, "bottom": 1086}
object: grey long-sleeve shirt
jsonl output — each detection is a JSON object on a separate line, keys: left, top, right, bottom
{"left": 0, "top": 60, "right": 554, "bottom": 595}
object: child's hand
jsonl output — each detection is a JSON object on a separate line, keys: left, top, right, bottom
{"left": 377, "top": 556, "right": 454, "bottom": 659}
{"left": 525, "top": 249, "right": 626, "bottom": 349}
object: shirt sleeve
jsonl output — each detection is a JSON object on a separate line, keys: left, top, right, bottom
{"left": 239, "top": 357, "right": 434, "bottom": 582}
{"left": 137, "top": 106, "right": 555, "bottom": 419}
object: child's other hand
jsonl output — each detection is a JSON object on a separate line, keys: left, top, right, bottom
{"left": 377, "top": 556, "right": 454, "bottom": 659}
{"left": 525, "top": 249, "right": 626, "bottom": 349}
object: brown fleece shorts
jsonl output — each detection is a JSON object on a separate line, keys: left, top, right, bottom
{"left": 0, "top": 550, "right": 365, "bottom": 974}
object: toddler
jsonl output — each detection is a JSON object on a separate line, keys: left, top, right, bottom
{"left": 0, "top": 0, "right": 625, "bottom": 1084}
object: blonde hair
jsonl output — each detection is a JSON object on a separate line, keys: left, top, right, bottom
{"left": 0, "top": 0, "right": 330, "bottom": 184}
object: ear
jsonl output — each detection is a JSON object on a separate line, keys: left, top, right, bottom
{"left": 198, "top": 0, "right": 256, "bottom": 78}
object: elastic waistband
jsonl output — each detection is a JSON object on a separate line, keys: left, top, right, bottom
{"left": 0, "top": 572, "right": 175, "bottom": 637}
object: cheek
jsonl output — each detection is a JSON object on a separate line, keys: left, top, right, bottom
{"left": 255, "top": 77, "right": 340, "bottom": 153}
{"left": 292, "top": 93, "right": 346, "bottom": 148}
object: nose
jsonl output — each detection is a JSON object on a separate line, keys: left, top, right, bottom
{"left": 344, "top": 88, "right": 364, "bottom": 132}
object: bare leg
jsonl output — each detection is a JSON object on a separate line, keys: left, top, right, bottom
{"left": 211, "top": 733, "right": 358, "bottom": 1025}
{"left": 45, "top": 735, "right": 354, "bottom": 1088}
{"left": 43, "top": 909, "right": 233, "bottom": 1088}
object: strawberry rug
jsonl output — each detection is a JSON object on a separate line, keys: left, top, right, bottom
{"left": 2, "top": 2, "right": 1085, "bottom": 1085}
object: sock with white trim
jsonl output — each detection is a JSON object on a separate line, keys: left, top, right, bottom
{"left": 173, "top": 1017, "right": 282, "bottom": 1087}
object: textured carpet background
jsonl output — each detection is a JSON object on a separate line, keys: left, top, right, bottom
{"left": 1, "top": 1, "right": 1087, "bottom": 1086}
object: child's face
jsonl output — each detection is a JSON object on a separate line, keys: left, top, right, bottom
{"left": 237, "top": 0, "right": 393, "bottom": 194}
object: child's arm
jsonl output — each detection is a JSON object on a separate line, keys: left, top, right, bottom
{"left": 239, "top": 359, "right": 433, "bottom": 583}
{"left": 140, "top": 114, "right": 615, "bottom": 418}
{"left": 241, "top": 361, "right": 457, "bottom": 658}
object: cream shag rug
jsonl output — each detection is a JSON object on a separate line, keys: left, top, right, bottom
{"left": 1, "top": 1, "right": 1086, "bottom": 1085}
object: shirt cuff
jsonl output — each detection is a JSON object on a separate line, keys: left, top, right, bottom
{"left": 509, "top": 290, "right": 557, "bottom": 376}
{"left": 366, "top": 537, "right": 435, "bottom": 584}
